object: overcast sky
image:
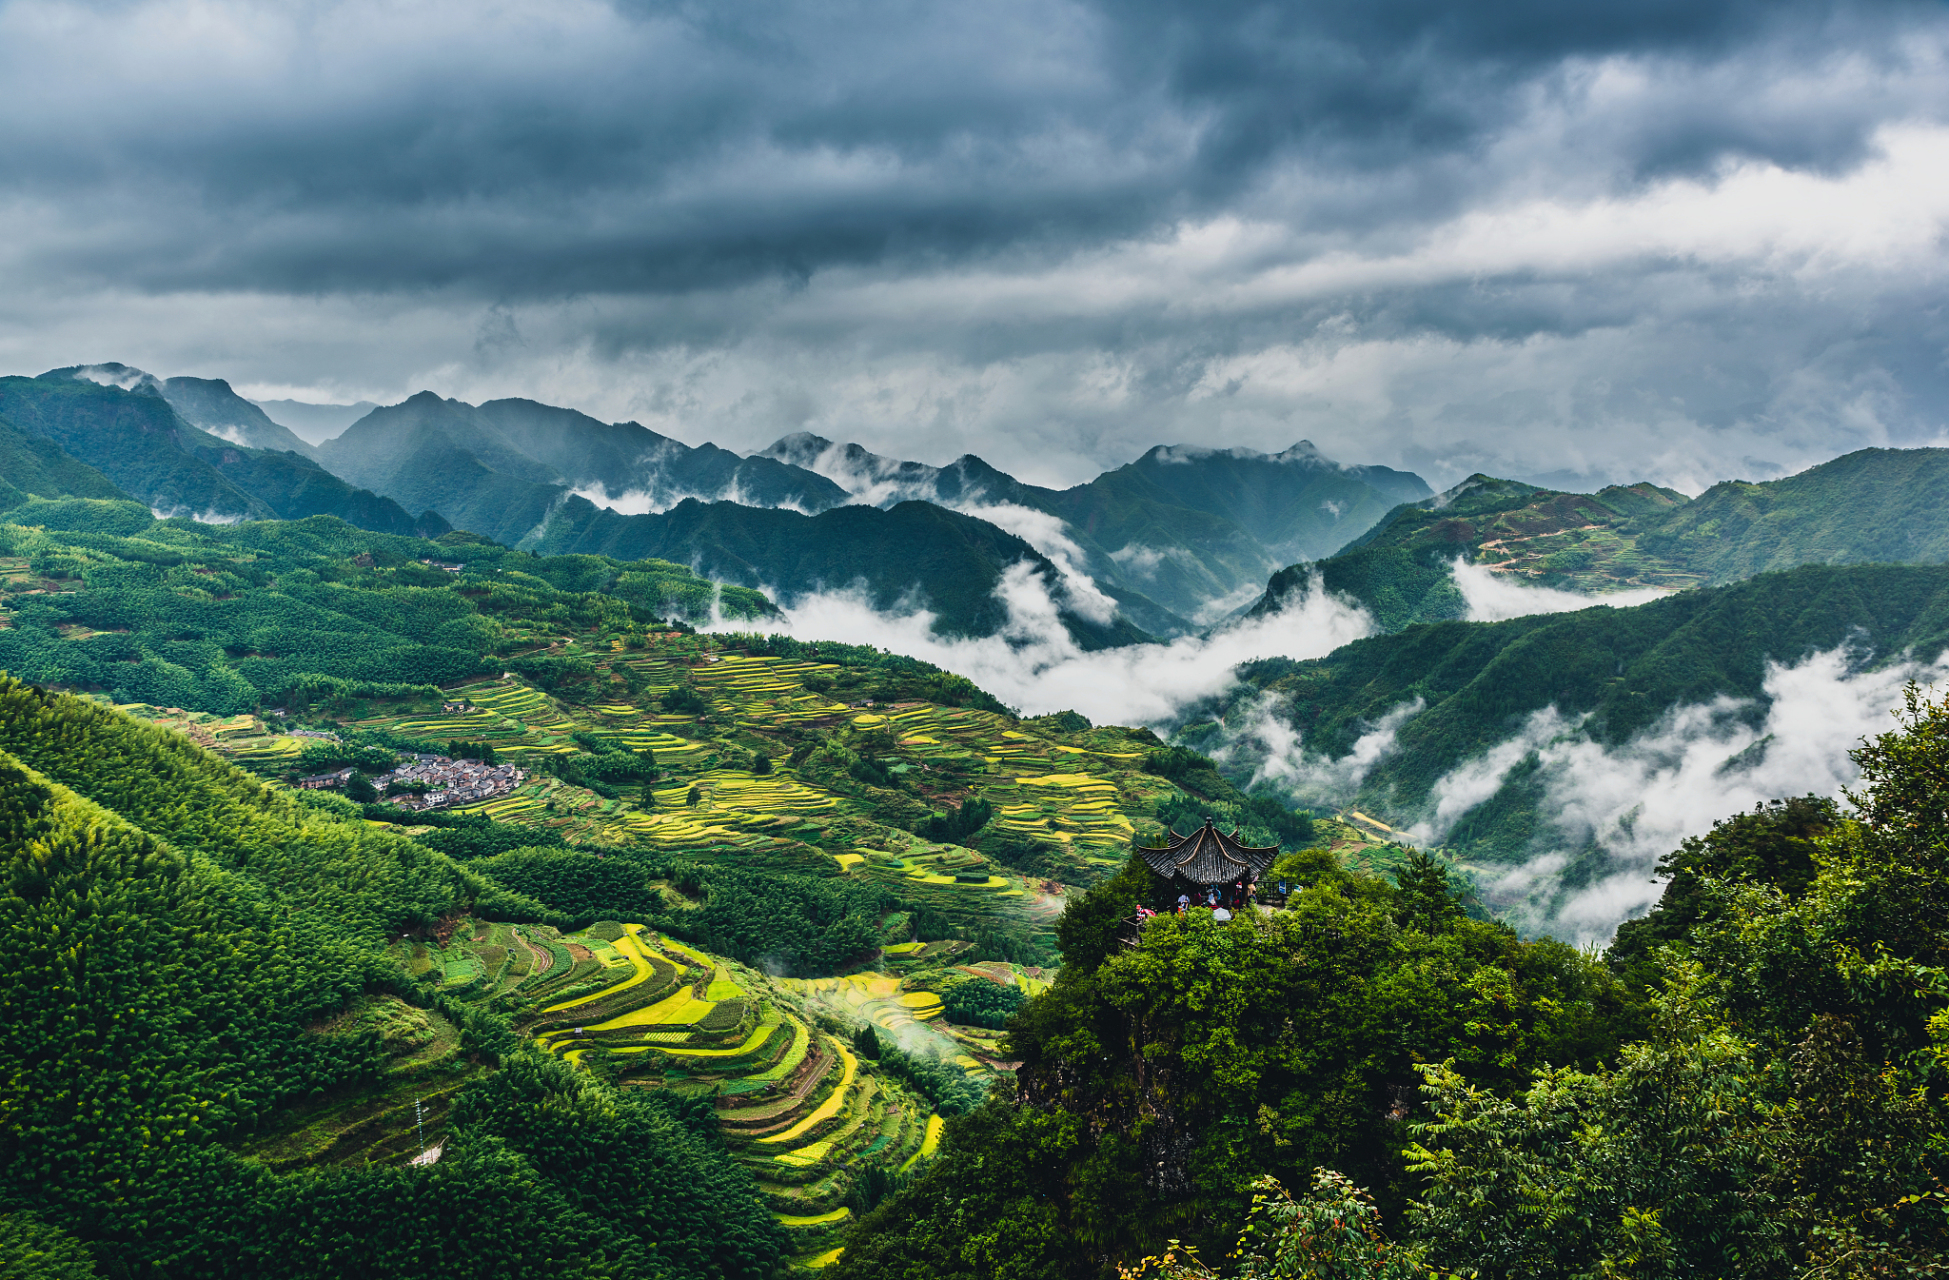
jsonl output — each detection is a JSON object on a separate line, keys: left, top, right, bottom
{"left": 2, "top": 0, "right": 1946, "bottom": 490}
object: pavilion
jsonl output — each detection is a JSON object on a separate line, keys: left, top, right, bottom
{"left": 1137, "top": 818, "right": 1279, "bottom": 906}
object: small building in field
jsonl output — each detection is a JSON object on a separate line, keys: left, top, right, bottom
{"left": 297, "top": 767, "right": 354, "bottom": 790}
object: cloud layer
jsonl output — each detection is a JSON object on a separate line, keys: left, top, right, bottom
{"left": 1446, "top": 647, "right": 1949, "bottom": 943}
{"left": 1, "top": 0, "right": 1946, "bottom": 489}
{"left": 710, "top": 565, "right": 1374, "bottom": 725}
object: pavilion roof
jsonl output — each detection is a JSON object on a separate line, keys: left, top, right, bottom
{"left": 1137, "top": 819, "right": 1279, "bottom": 886}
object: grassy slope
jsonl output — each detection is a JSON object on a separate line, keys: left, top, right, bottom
{"left": 0, "top": 376, "right": 271, "bottom": 521}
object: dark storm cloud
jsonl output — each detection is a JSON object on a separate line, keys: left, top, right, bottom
{"left": 0, "top": 0, "right": 1935, "bottom": 299}
{"left": 1, "top": 0, "right": 1946, "bottom": 495}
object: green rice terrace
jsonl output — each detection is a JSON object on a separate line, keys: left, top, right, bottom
{"left": 369, "top": 915, "right": 998, "bottom": 1261}
{"left": 150, "top": 637, "right": 1243, "bottom": 951}
{"left": 144, "top": 626, "right": 1346, "bottom": 1265}
{"left": 0, "top": 515, "right": 1347, "bottom": 1271}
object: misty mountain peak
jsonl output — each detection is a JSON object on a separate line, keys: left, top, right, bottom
{"left": 1140, "top": 442, "right": 1339, "bottom": 469}
{"left": 42, "top": 363, "right": 165, "bottom": 396}
{"left": 757, "top": 431, "right": 838, "bottom": 467}
{"left": 1427, "top": 474, "right": 1541, "bottom": 510}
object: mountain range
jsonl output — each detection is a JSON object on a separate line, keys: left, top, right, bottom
{"left": 0, "top": 367, "right": 447, "bottom": 538}
{"left": 1246, "top": 447, "right": 1949, "bottom": 633}
{"left": 0, "top": 363, "right": 1443, "bottom": 642}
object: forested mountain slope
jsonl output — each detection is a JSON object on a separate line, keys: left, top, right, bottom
{"left": 837, "top": 690, "right": 1949, "bottom": 1278}
{"left": 1248, "top": 447, "right": 1949, "bottom": 632}
{"left": 762, "top": 433, "right": 1434, "bottom": 625}
{"left": 527, "top": 494, "right": 1155, "bottom": 646}
{"left": 0, "top": 678, "right": 799, "bottom": 1277}
{"left": 0, "top": 418, "right": 131, "bottom": 510}
{"left": 315, "top": 392, "right": 850, "bottom": 545}
{"left": 43, "top": 363, "right": 318, "bottom": 455}
{"left": 1640, "top": 446, "right": 1949, "bottom": 579}
{"left": 0, "top": 374, "right": 441, "bottom": 537}
{"left": 1194, "top": 562, "right": 1949, "bottom": 890}
{"left": 0, "top": 504, "right": 775, "bottom": 713}
{"left": 1247, "top": 450, "right": 1949, "bottom": 635}
{"left": 0, "top": 500, "right": 1352, "bottom": 1270}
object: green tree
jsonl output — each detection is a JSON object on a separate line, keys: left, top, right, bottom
{"left": 0, "top": 1212, "right": 100, "bottom": 1279}
{"left": 1122, "top": 1172, "right": 1427, "bottom": 1280}
{"left": 1391, "top": 850, "right": 1464, "bottom": 935}
{"left": 1405, "top": 968, "right": 1786, "bottom": 1279}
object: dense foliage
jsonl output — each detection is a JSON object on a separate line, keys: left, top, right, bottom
{"left": 835, "top": 849, "right": 1629, "bottom": 1278}
{"left": 0, "top": 681, "right": 787, "bottom": 1278}
{"left": 941, "top": 978, "right": 1027, "bottom": 1029}
{"left": 840, "top": 683, "right": 1949, "bottom": 1280}
{"left": 0, "top": 375, "right": 441, "bottom": 536}
{"left": 1249, "top": 447, "right": 1949, "bottom": 635}
{"left": 0, "top": 508, "right": 775, "bottom": 717}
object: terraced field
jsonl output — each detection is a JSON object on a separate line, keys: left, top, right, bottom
{"left": 245, "top": 641, "right": 1183, "bottom": 954}
{"left": 106, "top": 704, "right": 309, "bottom": 762}
{"left": 399, "top": 917, "right": 953, "bottom": 1262}
{"left": 174, "top": 631, "right": 1312, "bottom": 1266}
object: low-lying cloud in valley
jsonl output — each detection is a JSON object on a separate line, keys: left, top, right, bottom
{"left": 1450, "top": 560, "right": 1673, "bottom": 622}
{"left": 1203, "top": 645, "right": 1943, "bottom": 943}
{"left": 711, "top": 567, "right": 1375, "bottom": 726}
{"left": 1460, "top": 648, "right": 1949, "bottom": 942}
{"left": 783, "top": 552, "right": 1949, "bottom": 946}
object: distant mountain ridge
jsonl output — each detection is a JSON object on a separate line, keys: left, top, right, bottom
{"left": 251, "top": 397, "right": 378, "bottom": 444}
{"left": 315, "top": 393, "right": 851, "bottom": 547}
{"left": 758, "top": 432, "right": 1433, "bottom": 627}
{"left": 0, "top": 370, "right": 446, "bottom": 537}
{"left": 1246, "top": 448, "right": 1949, "bottom": 632}
{"left": 250, "top": 386, "right": 1436, "bottom": 639}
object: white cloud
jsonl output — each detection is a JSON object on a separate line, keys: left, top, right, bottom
{"left": 1403, "top": 706, "right": 1580, "bottom": 845}
{"left": 707, "top": 564, "right": 1374, "bottom": 724}
{"left": 954, "top": 501, "right": 1118, "bottom": 625}
{"left": 1450, "top": 559, "right": 1674, "bottom": 622}
{"left": 1411, "top": 647, "right": 1949, "bottom": 944}
{"left": 1214, "top": 690, "right": 1425, "bottom": 805}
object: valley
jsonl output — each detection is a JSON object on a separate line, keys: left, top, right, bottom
{"left": 3, "top": 380, "right": 1949, "bottom": 1276}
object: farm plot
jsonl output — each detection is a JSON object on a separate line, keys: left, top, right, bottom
{"left": 618, "top": 768, "right": 839, "bottom": 848}
{"left": 401, "top": 916, "right": 937, "bottom": 1261}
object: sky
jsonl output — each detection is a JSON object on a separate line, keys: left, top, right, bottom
{"left": 3, "top": 0, "right": 1948, "bottom": 491}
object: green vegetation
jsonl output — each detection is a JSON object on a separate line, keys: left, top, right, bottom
{"left": 0, "top": 506, "right": 772, "bottom": 714}
{"left": 0, "top": 676, "right": 795, "bottom": 1277}
{"left": 0, "top": 495, "right": 1345, "bottom": 1272}
{"left": 1251, "top": 447, "right": 1949, "bottom": 632}
{"left": 1202, "top": 562, "right": 1949, "bottom": 866}
{"left": 835, "top": 849, "right": 1627, "bottom": 1278}
{"left": 833, "top": 684, "right": 1949, "bottom": 1276}
{"left": 0, "top": 373, "right": 440, "bottom": 535}
{"left": 0, "top": 1212, "right": 100, "bottom": 1279}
